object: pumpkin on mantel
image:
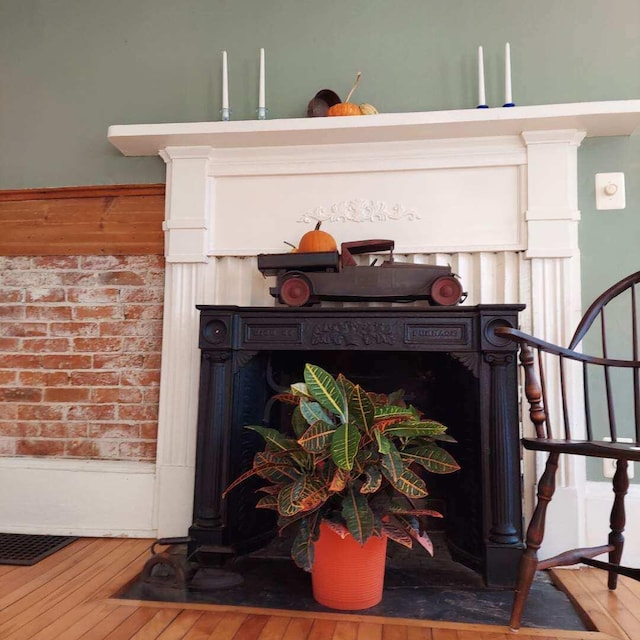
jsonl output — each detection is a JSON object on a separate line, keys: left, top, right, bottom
{"left": 327, "top": 72, "right": 363, "bottom": 117}
{"left": 297, "top": 221, "right": 337, "bottom": 253}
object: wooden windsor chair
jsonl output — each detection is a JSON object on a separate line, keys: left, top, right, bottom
{"left": 496, "top": 270, "right": 640, "bottom": 631}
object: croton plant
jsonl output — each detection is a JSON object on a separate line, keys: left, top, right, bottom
{"left": 224, "top": 363, "right": 460, "bottom": 571}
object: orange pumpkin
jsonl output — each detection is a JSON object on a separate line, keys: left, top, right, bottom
{"left": 298, "top": 222, "right": 337, "bottom": 253}
{"left": 327, "top": 72, "right": 362, "bottom": 117}
{"left": 327, "top": 102, "right": 362, "bottom": 116}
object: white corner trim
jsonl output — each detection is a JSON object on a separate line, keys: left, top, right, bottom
{"left": 0, "top": 457, "right": 157, "bottom": 538}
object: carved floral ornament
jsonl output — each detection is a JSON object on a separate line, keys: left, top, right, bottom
{"left": 297, "top": 199, "right": 420, "bottom": 224}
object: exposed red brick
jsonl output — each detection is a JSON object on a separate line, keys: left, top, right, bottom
{"left": 65, "top": 439, "right": 99, "bottom": 458}
{"left": 20, "top": 371, "right": 70, "bottom": 386}
{"left": 0, "top": 404, "right": 19, "bottom": 420}
{"left": 73, "top": 337, "right": 123, "bottom": 353}
{"left": 69, "top": 371, "right": 120, "bottom": 386}
{"left": 67, "top": 404, "right": 116, "bottom": 421}
{"left": 0, "top": 354, "right": 42, "bottom": 369}
{"left": 0, "top": 388, "right": 42, "bottom": 402}
{"left": 50, "top": 322, "right": 99, "bottom": 337}
{"left": 142, "top": 387, "right": 160, "bottom": 404}
{"left": 18, "top": 405, "right": 65, "bottom": 420}
{"left": 91, "top": 387, "right": 142, "bottom": 404}
{"left": 93, "top": 354, "right": 144, "bottom": 369}
{"left": 0, "top": 422, "right": 38, "bottom": 437}
{"left": 0, "top": 289, "right": 24, "bottom": 303}
{"left": 123, "top": 336, "right": 162, "bottom": 352}
{"left": 25, "top": 288, "right": 66, "bottom": 303}
{"left": 0, "top": 371, "right": 17, "bottom": 385}
{"left": 73, "top": 306, "right": 124, "bottom": 320}
{"left": 118, "top": 441, "right": 156, "bottom": 460}
{"left": 124, "top": 304, "right": 164, "bottom": 320}
{"left": 25, "top": 306, "right": 72, "bottom": 321}
{"left": 44, "top": 387, "right": 91, "bottom": 402}
{"left": 119, "top": 404, "right": 158, "bottom": 421}
{"left": 0, "top": 338, "right": 20, "bottom": 351}
{"left": 41, "top": 354, "right": 92, "bottom": 370}
{"left": 16, "top": 439, "right": 65, "bottom": 456}
{"left": 88, "top": 423, "right": 140, "bottom": 439}
{"left": 66, "top": 288, "right": 120, "bottom": 304}
{"left": 39, "top": 423, "right": 70, "bottom": 438}
{"left": 120, "top": 288, "right": 164, "bottom": 303}
{"left": 0, "top": 306, "right": 26, "bottom": 320}
{"left": 140, "top": 422, "right": 158, "bottom": 440}
{"left": 32, "top": 256, "right": 80, "bottom": 269}
{"left": 0, "top": 439, "right": 16, "bottom": 455}
{"left": 21, "top": 338, "right": 71, "bottom": 352}
{"left": 98, "top": 271, "right": 146, "bottom": 286}
{"left": 120, "top": 371, "right": 160, "bottom": 387}
{"left": 143, "top": 354, "right": 162, "bottom": 369}
{"left": 0, "top": 322, "right": 48, "bottom": 337}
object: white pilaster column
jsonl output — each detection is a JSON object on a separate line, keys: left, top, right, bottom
{"left": 521, "top": 130, "right": 587, "bottom": 557}
{"left": 154, "top": 146, "right": 214, "bottom": 536}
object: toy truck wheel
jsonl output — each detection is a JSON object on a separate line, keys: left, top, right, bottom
{"left": 279, "top": 275, "right": 312, "bottom": 307}
{"left": 430, "top": 276, "right": 463, "bottom": 306}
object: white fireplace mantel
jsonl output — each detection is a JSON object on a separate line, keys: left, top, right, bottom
{"left": 108, "top": 100, "right": 640, "bottom": 155}
{"left": 103, "top": 101, "right": 640, "bottom": 565}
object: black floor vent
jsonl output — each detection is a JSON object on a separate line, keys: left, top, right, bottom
{"left": 0, "top": 534, "right": 78, "bottom": 566}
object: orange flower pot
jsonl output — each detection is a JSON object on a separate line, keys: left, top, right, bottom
{"left": 311, "top": 522, "right": 388, "bottom": 610}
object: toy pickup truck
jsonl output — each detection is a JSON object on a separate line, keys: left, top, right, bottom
{"left": 257, "top": 239, "right": 465, "bottom": 307}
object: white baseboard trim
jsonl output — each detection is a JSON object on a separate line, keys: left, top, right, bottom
{"left": 0, "top": 457, "right": 157, "bottom": 538}
{"left": 585, "top": 481, "right": 640, "bottom": 567}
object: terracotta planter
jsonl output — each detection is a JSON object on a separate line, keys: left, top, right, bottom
{"left": 311, "top": 522, "right": 388, "bottom": 610}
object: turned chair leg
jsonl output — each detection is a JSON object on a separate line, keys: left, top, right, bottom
{"left": 510, "top": 452, "right": 559, "bottom": 631}
{"left": 608, "top": 458, "right": 629, "bottom": 590}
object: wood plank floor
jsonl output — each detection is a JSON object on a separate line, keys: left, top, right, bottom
{"left": 0, "top": 537, "right": 632, "bottom": 640}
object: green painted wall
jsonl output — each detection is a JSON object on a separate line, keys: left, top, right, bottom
{"left": 2, "top": 1, "right": 638, "bottom": 188}
{"left": 2, "top": 1, "right": 639, "bottom": 479}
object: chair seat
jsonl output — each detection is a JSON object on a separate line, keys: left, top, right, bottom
{"left": 523, "top": 438, "right": 640, "bottom": 461}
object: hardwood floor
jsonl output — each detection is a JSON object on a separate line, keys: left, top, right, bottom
{"left": 0, "top": 537, "right": 634, "bottom": 640}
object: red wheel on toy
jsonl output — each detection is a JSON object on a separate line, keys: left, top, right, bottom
{"left": 279, "top": 276, "right": 311, "bottom": 307}
{"left": 430, "top": 276, "right": 463, "bottom": 306}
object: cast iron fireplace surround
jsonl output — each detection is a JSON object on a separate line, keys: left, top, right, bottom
{"left": 190, "top": 304, "right": 525, "bottom": 587}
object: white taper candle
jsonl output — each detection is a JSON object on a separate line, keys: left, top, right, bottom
{"left": 504, "top": 42, "right": 513, "bottom": 105}
{"left": 222, "top": 51, "right": 229, "bottom": 110}
{"left": 259, "top": 48, "right": 265, "bottom": 109}
{"left": 478, "top": 45, "right": 486, "bottom": 106}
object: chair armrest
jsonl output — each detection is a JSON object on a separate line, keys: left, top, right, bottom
{"left": 495, "top": 327, "right": 639, "bottom": 368}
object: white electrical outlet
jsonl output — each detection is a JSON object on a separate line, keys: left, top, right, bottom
{"left": 595, "top": 172, "right": 626, "bottom": 210}
{"left": 602, "top": 437, "right": 635, "bottom": 479}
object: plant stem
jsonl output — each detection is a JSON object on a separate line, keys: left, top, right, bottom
{"left": 345, "top": 72, "right": 362, "bottom": 103}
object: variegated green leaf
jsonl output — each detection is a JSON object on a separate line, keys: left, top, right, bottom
{"left": 390, "top": 468, "right": 429, "bottom": 499}
{"left": 277, "top": 483, "right": 303, "bottom": 517}
{"left": 297, "top": 420, "right": 335, "bottom": 453}
{"left": 402, "top": 444, "right": 460, "bottom": 474}
{"left": 304, "top": 364, "right": 346, "bottom": 420}
{"left": 300, "top": 399, "right": 332, "bottom": 427}
{"left": 291, "top": 474, "right": 330, "bottom": 512}
{"left": 374, "top": 429, "right": 391, "bottom": 454}
{"left": 291, "top": 518, "right": 316, "bottom": 571}
{"left": 255, "top": 494, "right": 278, "bottom": 510}
{"left": 373, "top": 405, "right": 413, "bottom": 419}
{"left": 383, "top": 420, "right": 448, "bottom": 438}
{"left": 290, "top": 382, "right": 311, "bottom": 398}
{"left": 381, "top": 519, "right": 413, "bottom": 548}
{"left": 329, "top": 468, "right": 348, "bottom": 492}
{"left": 330, "top": 422, "right": 360, "bottom": 471}
{"left": 246, "top": 425, "right": 297, "bottom": 452}
{"left": 360, "top": 465, "right": 382, "bottom": 494}
{"left": 341, "top": 486, "right": 375, "bottom": 544}
{"left": 347, "top": 383, "right": 375, "bottom": 431}
{"left": 291, "top": 405, "right": 307, "bottom": 438}
{"left": 380, "top": 440, "right": 404, "bottom": 482}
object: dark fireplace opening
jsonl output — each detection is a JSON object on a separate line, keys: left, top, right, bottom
{"left": 190, "top": 305, "right": 525, "bottom": 588}
{"left": 244, "top": 349, "right": 484, "bottom": 572}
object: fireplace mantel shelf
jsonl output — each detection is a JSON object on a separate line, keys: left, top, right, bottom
{"left": 108, "top": 99, "right": 640, "bottom": 156}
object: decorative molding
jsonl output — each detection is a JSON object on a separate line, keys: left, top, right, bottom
{"left": 298, "top": 199, "right": 420, "bottom": 225}
{"left": 450, "top": 352, "right": 480, "bottom": 378}
{"left": 310, "top": 320, "right": 396, "bottom": 347}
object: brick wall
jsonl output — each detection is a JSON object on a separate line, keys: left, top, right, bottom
{"left": 0, "top": 254, "right": 164, "bottom": 461}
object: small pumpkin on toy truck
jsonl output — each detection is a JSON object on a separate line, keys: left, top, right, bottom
{"left": 257, "top": 228, "right": 465, "bottom": 307}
